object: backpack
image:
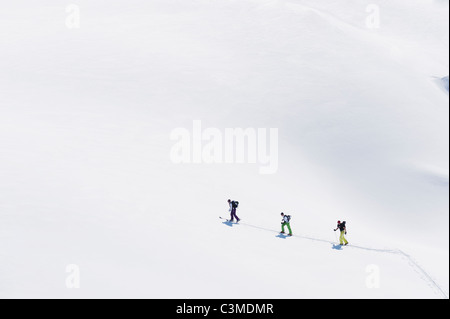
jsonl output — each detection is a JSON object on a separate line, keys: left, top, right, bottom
{"left": 232, "top": 201, "right": 239, "bottom": 209}
{"left": 285, "top": 215, "right": 291, "bottom": 222}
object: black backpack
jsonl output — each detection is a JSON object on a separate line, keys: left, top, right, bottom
{"left": 285, "top": 215, "right": 291, "bottom": 222}
{"left": 232, "top": 201, "right": 239, "bottom": 208}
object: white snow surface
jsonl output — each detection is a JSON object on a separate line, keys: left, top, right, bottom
{"left": 0, "top": 0, "right": 448, "bottom": 298}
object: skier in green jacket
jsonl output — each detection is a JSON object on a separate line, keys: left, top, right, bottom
{"left": 280, "top": 213, "right": 292, "bottom": 236}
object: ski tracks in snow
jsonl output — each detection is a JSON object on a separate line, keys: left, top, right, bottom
{"left": 229, "top": 220, "right": 448, "bottom": 299}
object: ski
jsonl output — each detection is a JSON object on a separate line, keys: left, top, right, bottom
{"left": 219, "top": 216, "right": 240, "bottom": 223}
{"left": 279, "top": 232, "right": 293, "bottom": 237}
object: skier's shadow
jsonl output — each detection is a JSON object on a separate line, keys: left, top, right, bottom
{"left": 222, "top": 221, "right": 236, "bottom": 227}
{"left": 332, "top": 244, "right": 343, "bottom": 250}
{"left": 276, "top": 233, "right": 288, "bottom": 239}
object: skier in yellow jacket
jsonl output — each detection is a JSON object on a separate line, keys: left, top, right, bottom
{"left": 334, "top": 220, "right": 349, "bottom": 245}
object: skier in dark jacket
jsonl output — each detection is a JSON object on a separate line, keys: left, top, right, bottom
{"left": 227, "top": 199, "right": 240, "bottom": 223}
{"left": 334, "top": 220, "right": 348, "bottom": 245}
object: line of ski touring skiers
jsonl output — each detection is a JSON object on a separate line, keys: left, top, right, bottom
{"left": 227, "top": 199, "right": 349, "bottom": 245}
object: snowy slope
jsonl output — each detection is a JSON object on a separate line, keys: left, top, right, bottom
{"left": 0, "top": 0, "right": 448, "bottom": 298}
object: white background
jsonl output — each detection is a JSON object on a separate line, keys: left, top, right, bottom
{"left": 0, "top": 0, "right": 448, "bottom": 298}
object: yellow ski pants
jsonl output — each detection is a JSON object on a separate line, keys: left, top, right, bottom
{"left": 340, "top": 231, "right": 348, "bottom": 245}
